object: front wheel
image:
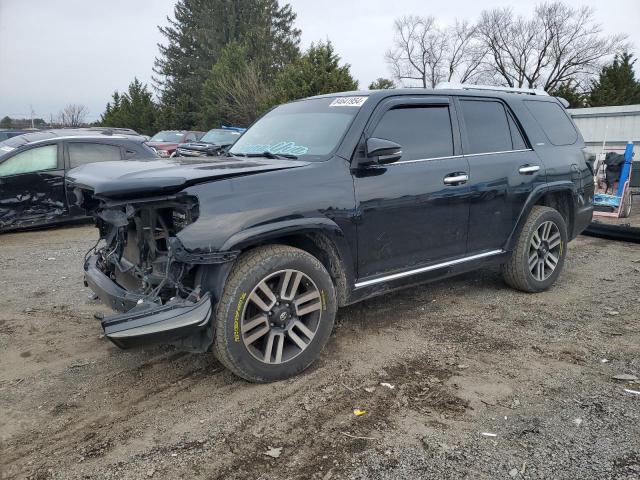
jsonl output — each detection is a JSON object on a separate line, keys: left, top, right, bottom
{"left": 502, "top": 206, "right": 568, "bottom": 293}
{"left": 213, "top": 245, "right": 336, "bottom": 382}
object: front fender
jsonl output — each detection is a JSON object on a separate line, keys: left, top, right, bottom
{"left": 220, "top": 217, "right": 356, "bottom": 306}
{"left": 173, "top": 157, "right": 358, "bottom": 301}
{"left": 220, "top": 217, "right": 342, "bottom": 251}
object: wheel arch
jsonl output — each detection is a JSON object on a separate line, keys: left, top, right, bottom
{"left": 505, "top": 182, "right": 577, "bottom": 251}
{"left": 219, "top": 218, "right": 355, "bottom": 306}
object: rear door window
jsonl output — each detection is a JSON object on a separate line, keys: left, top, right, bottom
{"left": 0, "top": 144, "right": 58, "bottom": 177}
{"left": 68, "top": 143, "right": 122, "bottom": 168}
{"left": 524, "top": 100, "right": 578, "bottom": 146}
{"left": 508, "top": 113, "right": 528, "bottom": 150}
{"left": 371, "top": 106, "right": 454, "bottom": 161}
{"left": 459, "top": 99, "right": 513, "bottom": 154}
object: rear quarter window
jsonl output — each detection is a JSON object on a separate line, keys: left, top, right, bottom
{"left": 524, "top": 100, "right": 578, "bottom": 146}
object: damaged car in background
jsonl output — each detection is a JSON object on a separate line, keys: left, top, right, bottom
{"left": 69, "top": 86, "right": 593, "bottom": 382}
{"left": 0, "top": 129, "right": 156, "bottom": 232}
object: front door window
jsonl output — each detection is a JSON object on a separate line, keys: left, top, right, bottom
{"left": 0, "top": 145, "right": 57, "bottom": 177}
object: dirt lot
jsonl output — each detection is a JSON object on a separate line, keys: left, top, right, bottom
{"left": 1, "top": 225, "right": 639, "bottom": 479}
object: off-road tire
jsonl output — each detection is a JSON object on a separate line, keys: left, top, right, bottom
{"left": 502, "top": 206, "right": 568, "bottom": 293}
{"left": 213, "top": 245, "right": 336, "bottom": 382}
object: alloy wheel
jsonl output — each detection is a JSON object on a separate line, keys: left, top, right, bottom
{"left": 528, "top": 220, "right": 561, "bottom": 282}
{"left": 241, "top": 269, "right": 322, "bottom": 364}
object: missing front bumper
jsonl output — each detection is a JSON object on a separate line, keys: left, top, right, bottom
{"left": 84, "top": 255, "right": 212, "bottom": 349}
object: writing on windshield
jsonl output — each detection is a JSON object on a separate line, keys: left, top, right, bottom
{"left": 229, "top": 97, "right": 362, "bottom": 161}
{"left": 241, "top": 141, "right": 309, "bottom": 156}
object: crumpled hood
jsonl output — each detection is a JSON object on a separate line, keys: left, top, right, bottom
{"left": 66, "top": 156, "right": 310, "bottom": 198}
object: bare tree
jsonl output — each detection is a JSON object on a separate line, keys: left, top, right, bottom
{"left": 446, "top": 21, "right": 489, "bottom": 84}
{"left": 476, "top": 2, "right": 628, "bottom": 90}
{"left": 385, "top": 15, "right": 435, "bottom": 88}
{"left": 58, "top": 104, "right": 88, "bottom": 127}
{"left": 385, "top": 16, "right": 486, "bottom": 88}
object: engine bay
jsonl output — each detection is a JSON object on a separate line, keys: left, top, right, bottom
{"left": 90, "top": 195, "right": 200, "bottom": 304}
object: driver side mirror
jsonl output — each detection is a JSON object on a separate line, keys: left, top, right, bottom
{"left": 364, "top": 137, "right": 402, "bottom": 166}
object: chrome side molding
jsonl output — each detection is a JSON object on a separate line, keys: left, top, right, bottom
{"left": 354, "top": 250, "right": 504, "bottom": 288}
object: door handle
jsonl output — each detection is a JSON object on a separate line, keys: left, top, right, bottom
{"left": 443, "top": 173, "right": 469, "bottom": 185}
{"left": 519, "top": 165, "right": 540, "bottom": 174}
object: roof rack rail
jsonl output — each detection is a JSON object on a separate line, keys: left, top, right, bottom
{"left": 435, "top": 82, "right": 549, "bottom": 96}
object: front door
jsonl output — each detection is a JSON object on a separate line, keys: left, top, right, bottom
{"left": 0, "top": 143, "right": 67, "bottom": 230}
{"left": 353, "top": 97, "right": 471, "bottom": 280}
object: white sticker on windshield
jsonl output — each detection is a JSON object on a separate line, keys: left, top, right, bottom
{"left": 329, "top": 96, "right": 367, "bottom": 107}
{"left": 0, "top": 146, "right": 15, "bottom": 152}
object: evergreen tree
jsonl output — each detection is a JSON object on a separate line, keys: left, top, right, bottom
{"left": 589, "top": 52, "right": 640, "bottom": 107}
{"left": 153, "top": 0, "right": 300, "bottom": 129}
{"left": 273, "top": 41, "right": 359, "bottom": 103}
{"left": 548, "top": 80, "right": 585, "bottom": 108}
{"left": 369, "top": 78, "right": 395, "bottom": 89}
{"left": 201, "top": 42, "right": 271, "bottom": 127}
{"left": 100, "top": 79, "right": 159, "bottom": 135}
{"left": 0, "top": 116, "right": 12, "bottom": 129}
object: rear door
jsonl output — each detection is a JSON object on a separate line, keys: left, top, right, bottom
{"left": 353, "top": 96, "right": 471, "bottom": 279}
{"left": 64, "top": 141, "right": 124, "bottom": 218}
{"left": 456, "top": 97, "right": 544, "bottom": 253}
{"left": 0, "top": 143, "right": 66, "bottom": 230}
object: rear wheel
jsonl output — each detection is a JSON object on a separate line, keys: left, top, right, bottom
{"left": 213, "top": 245, "right": 336, "bottom": 382}
{"left": 502, "top": 206, "right": 567, "bottom": 292}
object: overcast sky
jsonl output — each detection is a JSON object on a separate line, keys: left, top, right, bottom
{"left": 0, "top": 0, "right": 638, "bottom": 122}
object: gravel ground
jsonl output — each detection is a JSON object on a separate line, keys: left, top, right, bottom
{"left": 0, "top": 224, "right": 639, "bottom": 480}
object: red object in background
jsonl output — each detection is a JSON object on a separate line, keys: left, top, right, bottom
{"left": 147, "top": 130, "right": 204, "bottom": 157}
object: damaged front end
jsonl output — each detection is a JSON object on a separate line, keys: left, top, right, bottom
{"left": 81, "top": 191, "right": 232, "bottom": 351}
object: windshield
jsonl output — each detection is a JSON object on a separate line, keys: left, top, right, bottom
{"left": 229, "top": 96, "right": 365, "bottom": 160}
{"left": 201, "top": 129, "right": 242, "bottom": 144}
{"left": 149, "top": 131, "right": 186, "bottom": 143}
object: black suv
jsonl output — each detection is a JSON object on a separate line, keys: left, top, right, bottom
{"left": 68, "top": 86, "right": 594, "bottom": 382}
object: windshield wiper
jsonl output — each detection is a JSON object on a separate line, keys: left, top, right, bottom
{"left": 231, "top": 151, "right": 298, "bottom": 160}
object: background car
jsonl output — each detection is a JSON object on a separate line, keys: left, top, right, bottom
{"left": 147, "top": 130, "right": 204, "bottom": 157}
{"left": 0, "top": 129, "right": 28, "bottom": 141}
{"left": 0, "top": 129, "right": 157, "bottom": 232}
{"left": 175, "top": 127, "right": 244, "bottom": 157}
